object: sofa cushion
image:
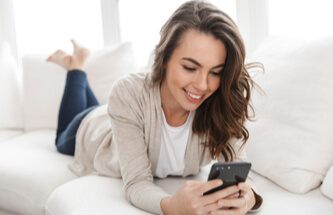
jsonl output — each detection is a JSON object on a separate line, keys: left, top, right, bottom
{"left": 249, "top": 171, "right": 333, "bottom": 215}
{"left": 45, "top": 166, "right": 210, "bottom": 215}
{"left": 246, "top": 37, "right": 333, "bottom": 193}
{"left": 22, "top": 42, "right": 136, "bottom": 130}
{"left": 46, "top": 168, "right": 333, "bottom": 215}
{"left": 321, "top": 165, "right": 333, "bottom": 200}
{"left": 0, "top": 129, "right": 24, "bottom": 143}
{"left": 0, "top": 130, "right": 77, "bottom": 215}
{"left": 0, "top": 42, "right": 24, "bottom": 129}
{"left": 45, "top": 176, "right": 148, "bottom": 215}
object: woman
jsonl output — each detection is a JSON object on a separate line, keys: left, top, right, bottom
{"left": 47, "top": 1, "right": 263, "bottom": 214}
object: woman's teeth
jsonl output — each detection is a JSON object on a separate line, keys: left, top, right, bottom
{"left": 186, "top": 90, "right": 203, "bottom": 100}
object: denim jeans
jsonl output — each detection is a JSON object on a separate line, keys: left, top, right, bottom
{"left": 55, "top": 69, "right": 99, "bottom": 155}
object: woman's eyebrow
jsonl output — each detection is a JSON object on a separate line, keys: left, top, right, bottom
{"left": 181, "top": 57, "right": 225, "bottom": 69}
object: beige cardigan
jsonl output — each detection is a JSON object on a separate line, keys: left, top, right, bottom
{"left": 69, "top": 72, "right": 262, "bottom": 214}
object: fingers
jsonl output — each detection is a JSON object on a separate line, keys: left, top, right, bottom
{"left": 202, "top": 197, "right": 245, "bottom": 215}
{"left": 198, "top": 179, "right": 223, "bottom": 195}
{"left": 209, "top": 207, "right": 242, "bottom": 215}
{"left": 237, "top": 182, "right": 251, "bottom": 193}
{"left": 201, "top": 185, "right": 240, "bottom": 206}
{"left": 225, "top": 191, "right": 240, "bottom": 199}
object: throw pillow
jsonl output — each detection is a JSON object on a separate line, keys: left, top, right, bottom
{"left": 246, "top": 37, "right": 333, "bottom": 193}
{"left": 321, "top": 165, "right": 333, "bottom": 200}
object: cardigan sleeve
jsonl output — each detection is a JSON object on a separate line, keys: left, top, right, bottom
{"left": 107, "top": 76, "right": 170, "bottom": 215}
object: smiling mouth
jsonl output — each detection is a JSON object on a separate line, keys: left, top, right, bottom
{"left": 184, "top": 89, "right": 204, "bottom": 101}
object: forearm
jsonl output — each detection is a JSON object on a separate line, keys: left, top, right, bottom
{"left": 125, "top": 180, "right": 171, "bottom": 214}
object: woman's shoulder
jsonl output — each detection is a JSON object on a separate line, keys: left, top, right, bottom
{"left": 110, "top": 71, "right": 153, "bottom": 98}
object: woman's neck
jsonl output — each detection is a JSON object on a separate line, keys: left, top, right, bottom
{"left": 160, "top": 81, "right": 190, "bottom": 127}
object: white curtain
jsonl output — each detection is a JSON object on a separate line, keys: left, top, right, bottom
{"left": 0, "top": 0, "right": 24, "bottom": 128}
{"left": 236, "top": 0, "right": 269, "bottom": 56}
{"left": 0, "top": 0, "right": 18, "bottom": 62}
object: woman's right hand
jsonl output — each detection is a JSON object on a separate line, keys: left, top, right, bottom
{"left": 161, "top": 179, "right": 240, "bottom": 215}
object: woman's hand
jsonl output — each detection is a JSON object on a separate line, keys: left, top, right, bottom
{"left": 209, "top": 182, "right": 256, "bottom": 215}
{"left": 161, "top": 179, "right": 241, "bottom": 215}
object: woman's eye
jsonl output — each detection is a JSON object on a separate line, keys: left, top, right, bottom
{"left": 210, "top": 71, "right": 221, "bottom": 76}
{"left": 183, "top": 65, "right": 196, "bottom": 72}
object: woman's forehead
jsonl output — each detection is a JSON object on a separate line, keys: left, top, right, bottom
{"left": 173, "top": 29, "right": 227, "bottom": 65}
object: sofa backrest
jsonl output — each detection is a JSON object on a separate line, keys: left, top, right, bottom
{"left": 0, "top": 42, "right": 24, "bottom": 129}
{"left": 0, "top": 42, "right": 136, "bottom": 131}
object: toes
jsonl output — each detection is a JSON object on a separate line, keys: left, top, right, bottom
{"left": 71, "top": 39, "right": 90, "bottom": 57}
{"left": 71, "top": 39, "right": 78, "bottom": 49}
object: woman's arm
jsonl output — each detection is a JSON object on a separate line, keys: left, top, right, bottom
{"left": 108, "top": 78, "right": 171, "bottom": 214}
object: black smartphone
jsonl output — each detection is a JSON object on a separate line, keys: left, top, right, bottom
{"left": 203, "top": 161, "right": 251, "bottom": 195}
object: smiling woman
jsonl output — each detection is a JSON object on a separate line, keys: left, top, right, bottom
{"left": 159, "top": 29, "right": 226, "bottom": 126}
{"left": 41, "top": 1, "right": 263, "bottom": 214}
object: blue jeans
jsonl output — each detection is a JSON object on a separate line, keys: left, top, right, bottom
{"left": 55, "top": 69, "right": 99, "bottom": 155}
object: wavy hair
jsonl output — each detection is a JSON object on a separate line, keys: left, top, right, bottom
{"left": 151, "top": 0, "right": 261, "bottom": 161}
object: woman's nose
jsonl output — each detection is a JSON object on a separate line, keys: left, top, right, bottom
{"left": 193, "top": 71, "right": 208, "bottom": 92}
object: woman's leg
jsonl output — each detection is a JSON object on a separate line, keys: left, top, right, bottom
{"left": 55, "top": 69, "right": 100, "bottom": 155}
{"left": 86, "top": 82, "right": 99, "bottom": 107}
{"left": 55, "top": 106, "right": 96, "bottom": 155}
{"left": 47, "top": 40, "right": 96, "bottom": 155}
{"left": 56, "top": 69, "right": 89, "bottom": 137}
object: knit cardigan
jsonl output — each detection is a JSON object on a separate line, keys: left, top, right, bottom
{"left": 69, "top": 72, "right": 262, "bottom": 214}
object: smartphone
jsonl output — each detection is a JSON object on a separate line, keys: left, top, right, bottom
{"left": 203, "top": 161, "right": 251, "bottom": 195}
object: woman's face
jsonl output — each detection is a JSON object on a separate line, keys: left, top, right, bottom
{"left": 161, "top": 29, "right": 227, "bottom": 113}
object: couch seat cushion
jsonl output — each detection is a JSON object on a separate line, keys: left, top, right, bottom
{"left": 46, "top": 168, "right": 333, "bottom": 215}
{"left": 0, "top": 129, "right": 23, "bottom": 143}
{"left": 250, "top": 171, "right": 333, "bottom": 215}
{"left": 0, "top": 130, "right": 77, "bottom": 215}
{"left": 45, "top": 166, "right": 211, "bottom": 215}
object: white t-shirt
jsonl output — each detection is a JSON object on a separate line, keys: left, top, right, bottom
{"left": 155, "top": 111, "right": 194, "bottom": 178}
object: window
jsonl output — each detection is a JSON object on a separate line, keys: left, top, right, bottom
{"left": 13, "top": 0, "right": 103, "bottom": 55}
{"left": 268, "top": 0, "right": 333, "bottom": 39}
{"left": 118, "top": 0, "right": 236, "bottom": 67}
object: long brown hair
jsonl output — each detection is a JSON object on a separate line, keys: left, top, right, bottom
{"left": 151, "top": 0, "right": 260, "bottom": 161}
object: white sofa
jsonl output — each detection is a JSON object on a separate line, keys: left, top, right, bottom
{"left": 0, "top": 37, "right": 333, "bottom": 215}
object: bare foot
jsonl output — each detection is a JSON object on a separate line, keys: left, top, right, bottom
{"left": 46, "top": 39, "right": 90, "bottom": 71}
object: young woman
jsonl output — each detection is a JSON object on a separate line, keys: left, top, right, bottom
{"left": 47, "top": 1, "right": 263, "bottom": 214}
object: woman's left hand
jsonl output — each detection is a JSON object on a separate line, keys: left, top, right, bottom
{"left": 210, "top": 182, "right": 255, "bottom": 215}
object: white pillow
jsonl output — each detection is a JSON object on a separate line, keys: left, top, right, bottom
{"left": 22, "top": 42, "right": 136, "bottom": 130}
{"left": 246, "top": 37, "right": 333, "bottom": 193}
{"left": 321, "top": 165, "right": 333, "bottom": 200}
{"left": 0, "top": 42, "right": 24, "bottom": 129}
{"left": 84, "top": 43, "right": 137, "bottom": 104}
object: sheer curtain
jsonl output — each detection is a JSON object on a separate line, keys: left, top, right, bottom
{"left": 13, "top": 0, "right": 104, "bottom": 55}
{"left": 269, "top": 0, "right": 333, "bottom": 39}
{"left": 0, "top": 0, "right": 18, "bottom": 62}
{"left": 0, "top": 0, "right": 23, "bottom": 128}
